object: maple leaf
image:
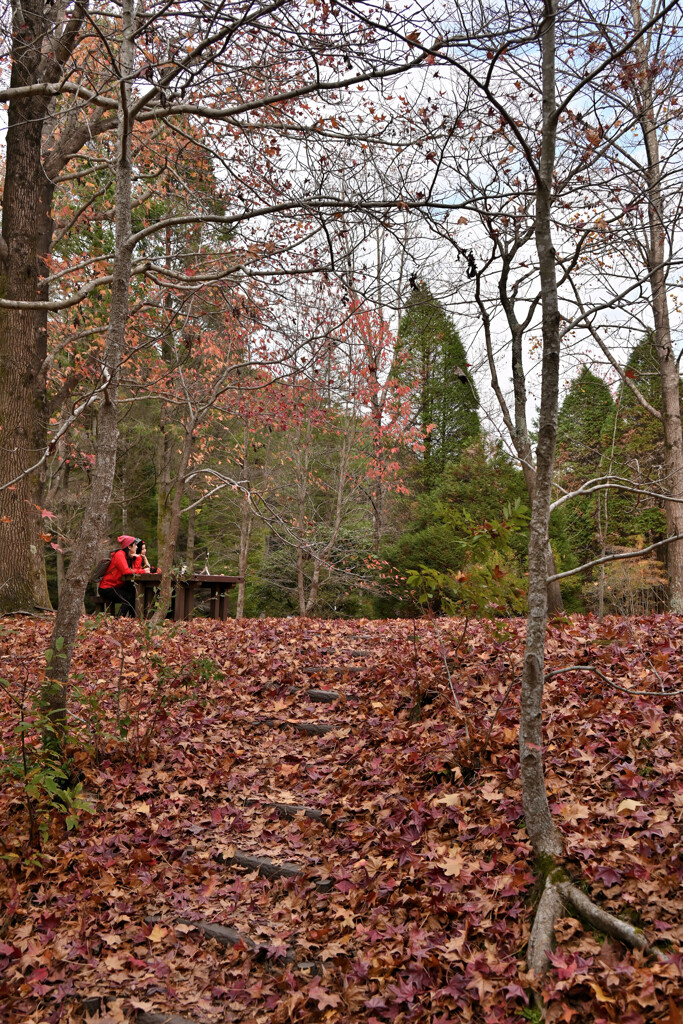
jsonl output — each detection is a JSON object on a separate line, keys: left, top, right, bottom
{"left": 667, "top": 999, "right": 683, "bottom": 1024}
{"left": 440, "top": 851, "right": 464, "bottom": 877}
{"left": 616, "top": 798, "right": 641, "bottom": 814}
{"left": 307, "top": 980, "right": 340, "bottom": 1010}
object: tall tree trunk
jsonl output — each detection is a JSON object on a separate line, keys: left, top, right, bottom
{"left": 236, "top": 495, "right": 253, "bottom": 619}
{"left": 482, "top": 258, "right": 564, "bottom": 615}
{"left": 0, "top": 0, "right": 53, "bottom": 612}
{"left": 520, "top": 0, "right": 564, "bottom": 867}
{"left": 121, "top": 457, "right": 128, "bottom": 534}
{"left": 295, "top": 414, "right": 309, "bottom": 615}
{"left": 297, "top": 545, "right": 307, "bottom": 616}
{"left": 0, "top": 0, "right": 87, "bottom": 612}
{"left": 151, "top": 424, "right": 196, "bottom": 624}
{"left": 630, "top": 0, "right": 683, "bottom": 612}
{"left": 42, "top": 0, "right": 135, "bottom": 738}
{"left": 236, "top": 425, "right": 252, "bottom": 618}
{"left": 156, "top": 403, "right": 173, "bottom": 562}
{"left": 186, "top": 505, "right": 196, "bottom": 571}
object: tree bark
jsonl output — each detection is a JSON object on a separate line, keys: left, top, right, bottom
{"left": 151, "top": 422, "right": 197, "bottom": 624}
{"left": 519, "top": 0, "right": 564, "bottom": 861}
{"left": 236, "top": 425, "right": 252, "bottom": 619}
{"left": 43, "top": 0, "right": 135, "bottom": 739}
{"left": 0, "top": 0, "right": 55, "bottom": 612}
{"left": 630, "top": 0, "right": 683, "bottom": 612}
{"left": 0, "top": 0, "right": 89, "bottom": 613}
{"left": 236, "top": 495, "right": 253, "bottom": 619}
{"left": 186, "top": 505, "right": 196, "bottom": 572}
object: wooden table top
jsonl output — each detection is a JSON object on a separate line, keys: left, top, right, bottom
{"left": 132, "top": 573, "right": 242, "bottom": 584}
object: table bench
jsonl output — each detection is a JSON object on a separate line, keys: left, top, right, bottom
{"left": 135, "top": 573, "right": 242, "bottom": 620}
{"left": 94, "top": 574, "right": 242, "bottom": 620}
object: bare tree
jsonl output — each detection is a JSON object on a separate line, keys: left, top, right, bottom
{"left": 348, "top": 0, "right": 678, "bottom": 978}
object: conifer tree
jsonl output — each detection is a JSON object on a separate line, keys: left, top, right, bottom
{"left": 397, "top": 283, "right": 479, "bottom": 488}
{"left": 555, "top": 367, "right": 615, "bottom": 571}
{"left": 603, "top": 336, "right": 668, "bottom": 547}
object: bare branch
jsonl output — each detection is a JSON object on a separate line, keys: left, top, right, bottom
{"left": 548, "top": 533, "right": 683, "bottom": 582}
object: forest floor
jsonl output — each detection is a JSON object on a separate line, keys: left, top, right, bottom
{"left": 0, "top": 614, "right": 681, "bottom": 1024}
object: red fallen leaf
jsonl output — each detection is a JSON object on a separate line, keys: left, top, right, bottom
{"left": 625, "top": 367, "right": 637, "bottom": 378}
{"left": 308, "top": 980, "right": 340, "bottom": 1010}
{"left": 334, "top": 878, "right": 355, "bottom": 893}
{"left": 667, "top": 999, "right": 682, "bottom": 1024}
{"left": 1, "top": 615, "right": 681, "bottom": 1023}
{"left": 132, "top": 847, "right": 153, "bottom": 863}
{"left": 504, "top": 982, "right": 528, "bottom": 1003}
{"left": 126, "top": 955, "right": 148, "bottom": 969}
{"left": 0, "top": 942, "right": 18, "bottom": 957}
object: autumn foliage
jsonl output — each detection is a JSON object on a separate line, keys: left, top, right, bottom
{"left": 0, "top": 614, "right": 681, "bottom": 1023}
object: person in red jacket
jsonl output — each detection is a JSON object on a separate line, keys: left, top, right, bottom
{"left": 99, "top": 535, "right": 138, "bottom": 616}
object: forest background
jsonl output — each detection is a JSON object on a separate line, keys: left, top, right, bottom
{"left": 1, "top": 0, "right": 681, "bottom": 626}
{"left": 1, "top": 3, "right": 683, "bottom": 1015}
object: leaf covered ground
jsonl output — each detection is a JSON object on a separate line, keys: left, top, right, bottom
{"left": 0, "top": 614, "right": 682, "bottom": 1024}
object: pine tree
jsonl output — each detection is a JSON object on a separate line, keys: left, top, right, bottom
{"left": 397, "top": 283, "right": 479, "bottom": 488}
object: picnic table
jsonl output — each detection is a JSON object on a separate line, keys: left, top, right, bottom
{"left": 133, "top": 573, "right": 242, "bottom": 621}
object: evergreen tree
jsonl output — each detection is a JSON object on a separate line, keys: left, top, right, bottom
{"left": 555, "top": 368, "right": 615, "bottom": 579}
{"left": 377, "top": 439, "right": 529, "bottom": 615}
{"left": 397, "top": 283, "right": 479, "bottom": 487}
{"left": 602, "top": 335, "right": 668, "bottom": 547}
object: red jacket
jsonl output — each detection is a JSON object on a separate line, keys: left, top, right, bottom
{"left": 99, "top": 549, "right": 136, "bottom": 590}
{"left": 132, "top": 555, "right": 155, "bottom": 573}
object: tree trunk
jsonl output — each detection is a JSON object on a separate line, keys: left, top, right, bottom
{"left": 483, "top": 259, "right": 564, "bottom": 616}
{"left": 42, "top": 0, "right": 135, "bottom": 740}
{"left": 519, "top": 0, "right": 564, "bottom": 862}
{"left": 186, "top": 505, "right": 196, "bottom": 571}
{"left": 151, "top": 425, "right": 196, "bottom": 624}
{"left": 630, "top": 0, "right": 683, "bottom": 612}
{"left": 121, "top": 457, "right": 128, "bottom": 534}
{"left": 0, "top": 0, "right": 88, "bottom": 613}
{"left": 236, "top": 494, "right": 253, "bottom": 619}
{"left": 0, "top": 0, "right": 54, "bottom": 613}
{"left": 236, "top": 426, "right": 252, "bottom": 619}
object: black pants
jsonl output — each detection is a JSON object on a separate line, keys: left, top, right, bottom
{"left": 99, "top": 583, "right": 136, "bottom": 617}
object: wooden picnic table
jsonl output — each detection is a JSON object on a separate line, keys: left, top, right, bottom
{"left": 133, "top": 573, "right": 242, "bottom": 621}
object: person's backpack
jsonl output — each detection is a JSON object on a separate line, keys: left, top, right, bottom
{"left": 90, "top": 556, "right": 112, "bottom": 587}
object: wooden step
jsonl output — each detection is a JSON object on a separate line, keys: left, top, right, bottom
{"left": 181, "top": 845, "right": 333, "bottom": 892}
{"left": 257, "top": 716, "right": 338, "bottom": 736}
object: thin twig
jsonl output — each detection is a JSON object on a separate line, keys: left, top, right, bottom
{"left": 546, "top": 664, "right": 683, "bottom": 697}
{"left": 480, "top": 673, "right": 518, "bottom": 764}
{"left": 430, "top": 616, "right": 471, "bottom": 749}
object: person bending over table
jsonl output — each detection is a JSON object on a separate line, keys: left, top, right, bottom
{"left": 99, "top": 535, "right": 138, "bottom": 616}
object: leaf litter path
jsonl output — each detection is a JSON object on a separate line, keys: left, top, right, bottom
{"left": 0, "top": 615, "right": 682, "bottom": 1024}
